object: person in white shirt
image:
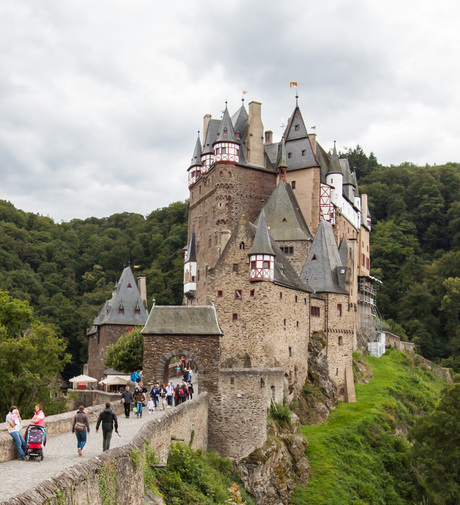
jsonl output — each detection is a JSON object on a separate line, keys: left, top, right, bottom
{"left": 6, "top": 406, "right": 27, "bottom": 460}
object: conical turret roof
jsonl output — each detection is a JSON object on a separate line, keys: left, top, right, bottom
{"left": 327, "top": 143, "right": 343, "bottom": 176}
{"left": 189, "top": 134, "right": 202, "bottom": 169}
{"left": 92, "top": 266, "right": 148, "bottom": 326}
{"left": 231, "top": 102, "right": 249, "bottom": 140}
{"left": 277, "top": 139, "right": 288, "bottom": 170}
{"left": 214, "top": 104, "right": 239, "bottom": 145}
{"left": 300, "top": 220, "right": 347, "bottom": 294}
{"left": 249, "top": 208, "right": 276, "bottom": 256}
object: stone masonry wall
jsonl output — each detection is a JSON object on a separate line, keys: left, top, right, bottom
{"left": 276, "top": 239, "right": 311, "bottom": 276}
{"left": 1, "top": 394, "right": 209, "bottom": 505}
{"left": 87, "top": 324, "right": 134, "bottom": 383}
{"left": 213, "top": 368, "right": 284, "bottom": 460}
{"left": 325, "top": 292, "right": 356, "bottom": 402}
{"left": 189, "top": 162, "right": 275, "bottom": 304}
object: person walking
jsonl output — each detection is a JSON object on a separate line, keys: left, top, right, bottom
{"left": 166, "top": 382, "right": 174, "bottom": 408}
{"left": 134, "top": 388, "right": 145, "bottom": 418}
{"left": 159, "top": 384, "right": 167, "bottom": 410}
{"left": 121, "top": 386, "right": 134, "bottom": 418}
{"left": 72, "top": 405, "right": 90, "bottom": 456}
{"left": 95, "top": 403, "right": 118, "bottom": 451}
{"left": 188, "top": 383, "right": 194, "bottom": 400}
{"left": 6, "top": 406, "right": 27, "bottom": 461}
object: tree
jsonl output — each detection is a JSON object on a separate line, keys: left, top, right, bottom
{"left": 103, "top": 327, "right": 143, "bottom": 373}
{"left": 410, "top": 383, "right": 460, "bottom": 505}
{"left": 0, "top": 289, "right": 71, "bottom": 417}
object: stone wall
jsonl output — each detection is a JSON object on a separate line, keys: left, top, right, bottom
{"left": 213, "top": 368, "right": 284, "bottom": 460}
{"left": 87, "top": 324, "right": 134, "bottom": 383}
{"left": 1, "top": 394, "right": 209, "bottom": 505}
{"left": 0, "top": 399, "right": 124, "bottom": 463}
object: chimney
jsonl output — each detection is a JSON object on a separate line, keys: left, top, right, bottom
{"left": 203, "top": 114, "right": 211, "bottom": 145}
{"left": 137, "top": 275, "right": 148, "bottom": 311}
{"left": 220, "top": 229, "right": 231, "bottom": 252}
{"left": 309, "top": 131, "right": 317, "bottom": 155}
{"left": 247, "top": 101, "right": 264, "bottom": 167}
{"left": 264, "top": 130, "right": 273, "bottom": 144}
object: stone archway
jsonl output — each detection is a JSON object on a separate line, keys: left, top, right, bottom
{"left": 156, "top": 349, "right": 205, "bottom": 390}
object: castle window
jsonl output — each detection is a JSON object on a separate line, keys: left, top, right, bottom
{"left": 288, "top": 152, "right": 292, "bottom": 159}
{"left": 280, "top": 246, "right": 294, "bottom": 255}
{"left": 192, "top": 276, "right": 195, "bottom": 282}
{"left": 339, "top": 336, "right": 343, "bottom": 346}
{"left": 236, "top": 149, "right": 239, "bottom": 156}
{"left": 220, "top": 171, "right": 223, "bottom": 177}
{"left": 135, "top": 306, "right": 140, "bottom": 315}
{"left": 301, "top": 149, "right": 306, "bottom": 156}
{"left": 312, "top": 254, "right": 317, "bottom": 261}
{"left": 230, "top": 377, "right": 234, "bottom": 385}
{"left": 223, "top": 127, "right": 228, "bottom": 134}
{"left": 239, "top": 242, "right": 245, "bottom": 250}
{"left": 263, "top": 260, "right": 270, "bottom": 269}
{"left": 295, "top": 296, "right": 298, "bottom": 303}
{"left": 233, "top": 263, "right": 238, "bottom": 273}
{"left": 222, "top": 147, "right": 226, "bottom": 154}
{"left": 283, "top": 319, "right": 286, "bottom": 326}
{"left": 337, "top": 304, "right": 342, "bottom": 317}
{"left": 127, "top": 283, "right": 132, "bottom": 288}
{"left": 250, "top": 289, "right": 255, "bottom": 297}
{"left": 311, "top": 306, "right": 320, "bottom": 317}
{"left": 119, "top": 305, "right": 124, "bottom": 314}
{"left": 304, "top": 298, "right": 307, "bottom": 305}
{"left": 296, "top": 321, "right": 299, "bottom": 327}
{"left": 235, "top": 290, "right": 242, "bottom": 300}
{"left": 217, "top": 290, "right": 223, "bottom": 297}
{"left": 236, "top": 132, "right": 240, "bottom": 138}
{"left": 251, "top": 260, "right": 256, "bottom": 269}
{"left": 260, "top": 378, "right": 265, "bottom": 388}
{"left": 228, "top": 171, "right": 232, "bottom": 178}
{"left": 291, "top": 181, "right": 296, "bottom": 189}
{"left": 289, "top": 347, "right": 292, "bottom": 357}
{"left": 294, "top": 124, "right": 300, "bottom": 131}
{"left": 232, "top": 313, "right": 238, "bottom": 322}
{"left": 362, "top": 254, "right": 365, "bottom": 266}
{"left": 197, "top": 270, "right": 200, "bottom": 281}
{"left": 280, "top": 292, "right": 283, "bottom": 299}
{"left": 208, "top": 236, "right": 212, "bottom": 248}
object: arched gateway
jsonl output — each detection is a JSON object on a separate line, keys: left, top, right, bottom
{"left": 141, "top": 305, "right": 222, "bottom": 396}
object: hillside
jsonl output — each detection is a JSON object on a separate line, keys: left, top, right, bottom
{"left": 291, "top": 349, "right": 454, "bottom": 505}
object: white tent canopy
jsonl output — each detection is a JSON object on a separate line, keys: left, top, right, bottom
{"left": 99, "top": 375, "right": 130, "bottom": 386}
{"left": 69, "top": 374, "right": 98, "bottom": 383}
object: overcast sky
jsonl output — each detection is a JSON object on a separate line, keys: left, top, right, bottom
{"left": 1, "top": 0, "right": 459, "bottom": 222}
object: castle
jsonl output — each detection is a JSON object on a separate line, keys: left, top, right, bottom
{"left": 87, "top": 97, "right": 378, "bottom": 459}
{"left": 181, "top": 98, "right": 375, "bottom": 403}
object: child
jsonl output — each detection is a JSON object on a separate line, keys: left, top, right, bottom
{"left": 147, "top": 398, "right": 155, "bottom": 414}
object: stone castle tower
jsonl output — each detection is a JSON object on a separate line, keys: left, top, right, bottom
{"left": 182, "top": 98, "right": 377, "bottom": 402}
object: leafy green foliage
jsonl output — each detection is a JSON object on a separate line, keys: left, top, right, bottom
{"left": 144, "top": 443, "right": 255, "bottom": 505}
{"left": 103, "top": 327, "right": 143, "bottom": 373}
{"left": 0, "top": 200, "right": 188, "bottom": 378}
{"left": 409, "top": 382, "right": 460, "bottom": 505}
{"left": 0, "top": 289, "right": 71, "bottom": 417}
{"left": 268, "top": 402, "right": 292, "bottom": 426}
{"left": 292, "top": 349, "right": 446, "bottom": 505}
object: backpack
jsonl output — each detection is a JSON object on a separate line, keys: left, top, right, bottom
{"left": 179, "top": 388, "right": 184, "bottom": 397}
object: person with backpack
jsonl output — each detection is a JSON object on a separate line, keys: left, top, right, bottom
{"left": 72, "top": 405, "right": 90, "bottom": 456}
{"left": 96, "top": 402, "right": 118, "bottom": 451}
{"left": 180, "top": 380, "right": 188, "bottom": 402}
{"left": 174, "top": 384, "right": 182, "bottom": 406}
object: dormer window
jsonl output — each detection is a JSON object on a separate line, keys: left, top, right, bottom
{"left": 223, "top": 127, "right": 228, "bottom": 134}
{"left": 135, "top": 306, "right": 140, "bottom": 315}
{"left": 222, "top": 147, "right": 226, "bottom": 154}
{"left": 312, "top": 254, "right": 317, "bottom": 261}
{"left": 294, "top": 124, "right": 300, "bottom": 131}
{"left": 288, "top": 152, "right": 292, "bottom": 159}
{"left": 127, "top": 283, "right": 132, "bottom": 288}
{"left": 236, "top": 132, "right": 240, "bottom": 138}
{"left": 119, "top": 305, "right": 124, "bottom": 314}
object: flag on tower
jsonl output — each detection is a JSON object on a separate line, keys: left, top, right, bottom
{"left": 290, "top": 82, "right": 298, "bottom": 88}
{"left": 242, "top": 90, "right": 248, "bottom": 94}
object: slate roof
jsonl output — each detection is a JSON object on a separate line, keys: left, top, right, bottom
{"left": 231, "top": 102, "right": 249, "bottom": 140}
{"left": 339, "top": 238, "right": 348, "bottom": 266}
{"left": 283, "top": 106, "right": 318, "bottom": 170}
{"left": 92, "top": 267, "right": 148, "bottom": 326}
{"left": 184, "top": 232, "right": 196, "bottom": 263}
{"left": 258, "top": 181, "right": 313, "bottom": 241}
{"left": 189, "top": 134, "right": 202, "bottom": 169}
{"left": 300, "top": 220, "right": 348, "bottom": 294}
{"left": 141, "top": 306, "right": 223, "bottom": 336}
{"left": 326, "top": 144, "right": 343, "bottom": 176}
{"left": 249, "top": 208, "right": 276, "bottom": 256}
{"left": 315, "top": 142, "right": 331, "bottom": 183}
{"left": 214, "top": 105, "right": 239, "bottom": 145}
{"left": 203, "top": 119, "right": 221, "bottom": 155}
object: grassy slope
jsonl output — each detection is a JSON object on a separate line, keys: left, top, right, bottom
{"left": 291, "top": 350, "right": 445, "bottom": 505}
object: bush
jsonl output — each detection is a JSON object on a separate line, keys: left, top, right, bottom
{"left": 268, "top": 402, "right": 291, "bottom": 425}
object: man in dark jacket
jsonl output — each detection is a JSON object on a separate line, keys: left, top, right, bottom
{"left": 96, "top": 402, "right": 118, "bottom": 451}
{"left": 121, "top": 386, "right": 134, "bottom": 418}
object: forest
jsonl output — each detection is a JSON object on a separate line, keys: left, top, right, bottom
{"left": 0, "top": 148, "right": 458, "bottom": 387}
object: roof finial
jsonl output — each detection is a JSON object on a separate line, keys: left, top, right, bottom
{"left": 296, "top": 94, "right": 299, "bottom": 107}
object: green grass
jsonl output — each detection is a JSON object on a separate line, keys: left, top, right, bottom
{"left": 291, "top": 349, "right": 445, "bottom": 505}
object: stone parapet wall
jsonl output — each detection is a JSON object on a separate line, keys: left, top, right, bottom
{"left": 1, "top": 394, "right": 208, "bottom": 505}
{"left": 0, "top": 397, "right": 125, "bottom": 463}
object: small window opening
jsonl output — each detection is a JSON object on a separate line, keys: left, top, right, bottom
{"left": 289, "top": 347, "right": 292, "bottom": 357}
{"left": 217, "top": 290, "right": 223, "bottom": 297}
{"left": 232, "top": 313, "right": 238, "bottom": 322}
{"left": 233, "top": 263, "right": 238, "bottom": 273}
{"left": 250, "top": 289, "right": 255, "bottom": 297}
{"left": 230, "top": 377, "right": 234, "bottom": 385}
{"left": 235, "top": 290, "right": 242, "bottom": 300}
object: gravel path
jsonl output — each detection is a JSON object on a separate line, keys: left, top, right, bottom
{"left": 0, "top": 406, "right": 170, "bottom": 502}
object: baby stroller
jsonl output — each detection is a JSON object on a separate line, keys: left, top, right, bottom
{"left": 25, "top": 425, "right": 46, "bottom": 461}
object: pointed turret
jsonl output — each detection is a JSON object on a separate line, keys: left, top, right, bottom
{"left": 300, "top": 219, "right": 348, "bottom": 294}
{"left": 277, "top": 139, "right": 288, "bottom": 183}
{"left": 92, "top": 266, "right": 149, "bottom": 326}
{"left": 201, "top": 118, "right": 220, "bottom": 173}
{"left": 283, "top": 105, "right": 318, "bottom": 170}
{"left": 231, "top": 101, "right": 249, "bottom": 141}
{"left": 213, "top": 104, "right": 240, "bottom": 164}
{"left": 187, "top": 133, "right": 202, "bottom": 187}
{"left": 249, "top": 208, "right": 275, "bottom": 282}
{"left": 184, "top": 232, "right": 197, "bottom": 298}
{"left": 340, "top": 158, "right": 355, "bottom": 203}
{"left": 326, "top": 142, "right": 344, "bottom": 208}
